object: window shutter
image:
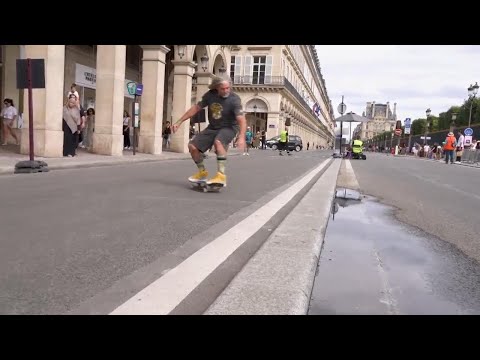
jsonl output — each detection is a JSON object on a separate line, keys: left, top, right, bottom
{"left": 234, "top": 56, "right": 242, "bottom": 84}
{"left": 265, "top": 55, "right": 273, "bottom": 84}
{"left": 244, "top": 55, "right": 252, "bottom": 84}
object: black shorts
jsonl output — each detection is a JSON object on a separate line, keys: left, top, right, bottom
{"left": 189, "top": 127, "right": 237, "bottom": 153}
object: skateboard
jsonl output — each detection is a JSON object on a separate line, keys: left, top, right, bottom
{"left": 190, "top": 180, "right": 224, "bottom": 193}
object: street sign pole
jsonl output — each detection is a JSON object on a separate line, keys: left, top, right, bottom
{"left": 14, "top": 58, "right": 49, "bottom": 174}
{"left": 127, "top": 82, "right": 143, "bottom": 156}
{"left": 337, "top": 95, "right": 347, "bottom": 155}
{"left": 132, "top": 94, "right": 136, "bottom": 155}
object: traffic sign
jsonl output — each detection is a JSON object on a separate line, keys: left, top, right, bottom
{"left": 135, "top": 83, "right": 143, "bottom": 96}
{"left": 404, "top": 118, "right": 411, "bottom": 127}
{"left": 395, "top": 128, "right": 402, "bottom": 136}
{"left": 337, "top": 102, "right": 347, "bottom": 115}
{"left": 464, "top": 127, "right": 473, "bottom": 136}
{"left": 127, "top": 81, "right": 136, "bottom": 96}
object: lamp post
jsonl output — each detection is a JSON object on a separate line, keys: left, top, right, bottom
{"left": 177, "top": 45, "right": 186, "bottom": 59}
{"left": 253, "top": 104, "right": 257, "bottom": 133}
{"left": 424, "top": 108, "right": 431, "bottom": 145}
{"left": 450, "top": 112, "right": 457, "bottom": 133}
{"left": 467, "top": 82, "right": 478, "bottom": 127}
{"left": 200, "top": 53, "right": 209, "bottom": 72}
{"left": 337, "top": 95, "right": 347, "bottom": 155}
{"left": 218, "top": 64, "right": 226, "bottom": 77}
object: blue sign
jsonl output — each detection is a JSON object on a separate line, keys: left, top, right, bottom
{"left": 135, "top": 83, "right": 143, "bottom": 96}
{"left": 464, "top": 127, "right": 473, "bottom": 136}
{"left": 404, "top": 118, "right": 411, "bottom": 127}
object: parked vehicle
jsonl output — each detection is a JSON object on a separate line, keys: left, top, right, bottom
{"left": 266, "top": 135, "right": 303, "bottom": 152}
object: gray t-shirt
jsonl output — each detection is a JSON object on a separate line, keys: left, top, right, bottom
{"left": 197, "top": 90, "right": 243, "bottom": 130}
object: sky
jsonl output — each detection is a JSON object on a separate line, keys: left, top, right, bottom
{"left": 315, "top": 45, "right": 480, "bottom": 124}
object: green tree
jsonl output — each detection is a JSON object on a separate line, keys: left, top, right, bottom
{"left": 411, "top": 118, "right": 426, "bottom": 135}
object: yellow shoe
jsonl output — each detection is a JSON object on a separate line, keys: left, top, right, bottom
{"left": 207, "top": 172, "right": 226, "bottom": 187}
{"left": 188, "top": 169, "right": 208, "bottom": 183}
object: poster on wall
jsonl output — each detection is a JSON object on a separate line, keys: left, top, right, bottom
{"left": 75, "top": 63, "right": 136, "bottom": 98}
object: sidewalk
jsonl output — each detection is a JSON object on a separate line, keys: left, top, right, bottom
{"left": 0, "top": 145, "right": 242, "bottom": 175}
{"left": 369, "top": 151, "right": 480, "bottom": 169}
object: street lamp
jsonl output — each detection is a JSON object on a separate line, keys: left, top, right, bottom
{"left": 450, "top": 112, "right": 457, "bottom": 132}
{"left": 467, "top": 82, "right": 478, "bottom": 127}
{"left": 177, "top": 45, "right": 186, "bottom": 59}
{"left": 218, "top": 64, "right": 226, "bottom": 75}
{"left": 424, "top": 108, "right": 431, "bottom": 145}
{"left": 200, "top": 53, "right": 209, "bottom": 72}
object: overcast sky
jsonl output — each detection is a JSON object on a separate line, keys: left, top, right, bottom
{"left": 315, "top": 45, "right": 480, "bottom": 123}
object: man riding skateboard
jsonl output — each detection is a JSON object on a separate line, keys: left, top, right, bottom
{"left": 172, "top": 77, "right": 246, "bottom": 188}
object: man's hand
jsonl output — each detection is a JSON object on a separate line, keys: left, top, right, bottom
{"left": 172, "top": 122, "right": 181, "bottom": 133}
{"left": 235, "top": 136, "right": 245, "bottom": 149}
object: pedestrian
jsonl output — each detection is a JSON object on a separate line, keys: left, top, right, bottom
{"left": 123, "top": 110, "right": 131, "bottom": 150}
{"left": 172, "top": 76, "right": 246, "bottom": 188}
{"left": 278, "top": 128, "right": 290, "bottom": 156}
{"left": 62, "top": 95, "right": 81, "bottom": 157}
{"left": 1, "top": 98, "right": 19, "bottom": 145}
{"left": 456, "top": 130, "right": 464, "bottom": 163}
{"left": 307, "top": 141, "right": 310, "bottom": 150}
{"left": 67, "top": 83, "right": 80, "bottom": 108}
{"left": 261, "top": 130, "right": 266, "bottom": 149}
{"left": 83, "top": 108, "right": 95, "bottom": 150}
{"left": 443, "top": 132, "right": 457, "bottom": 164}
{"left": 243, "top": 126, "right": 253, "bottom": 155}
{"left": 163, "top": 121, "right": 172, "bottom": 149}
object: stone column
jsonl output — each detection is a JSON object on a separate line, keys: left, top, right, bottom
{"left": 20, "top": 45, "right": 65, "bottom": 157}
{"left": 93, "top": 45, "right": 126, "bottom": 156}
{"left": 195, "top": 72, "right": 214, "bottom": 128}
{"left": 3, "top": 46, "right": 22, "bottom": 142}
{"left": 138, "top": 45, "right": 169, "bottom": 155}
{"left": 170, "top": 60, "right": 195, "bottom": 153}
{"left": 267, "top": 112, "right": 279, "bottom": 139}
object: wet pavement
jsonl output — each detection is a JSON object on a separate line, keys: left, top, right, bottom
{"left": 308, "top": 188, "right": 480, "bottom": 315}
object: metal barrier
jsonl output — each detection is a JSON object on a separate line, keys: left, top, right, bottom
{"left": 461, "top": 149, "right": 480, "bottom": 164}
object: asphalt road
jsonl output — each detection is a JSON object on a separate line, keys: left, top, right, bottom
{"left": 0, "top": 148, "right": 331, "bottom": 314}
{"left": 348, "top": 153, "right": 480, "bottom": 263}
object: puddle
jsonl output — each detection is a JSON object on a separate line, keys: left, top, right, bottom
{"left": 310, "top": 188, "right": 480, "bottom": 315}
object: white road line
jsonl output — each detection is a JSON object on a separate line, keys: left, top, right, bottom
{"left": 110, "top": 159, "right": 331, "bottom": 315}
{"left": 344, "top": 160, "right": 360, "bottom": 189}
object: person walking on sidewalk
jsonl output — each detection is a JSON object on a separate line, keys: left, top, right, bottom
{"left": 172, "top": 76, "right": 246, "bottom": 187}
{"left": 1, "top": 98, "right": 19, "bottom": 146}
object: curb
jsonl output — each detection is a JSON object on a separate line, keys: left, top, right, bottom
{"left": 204, "top": 158, "right": 342, "bottom": 315}
{"left": 0, "top": 152, "right": 242, "bottom": 176}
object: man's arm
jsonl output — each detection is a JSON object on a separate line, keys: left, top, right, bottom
{"left": 172, "top": 104, "right": 202, "bottom": 133}
{"left": 235, "top": 114, "right": 247, "bottom": 148}
{"left": 172, "top": 91, "right": 210, "bottom": 133}
{"left": 233, "top": 95, "right": 246, "bottom": 147}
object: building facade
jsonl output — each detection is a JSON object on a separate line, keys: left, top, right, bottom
{"left": 0, "top": 45, "right": 335, "bottom": 157}
{"left": 357, "top": 101, "right": 397, "bottom": 140}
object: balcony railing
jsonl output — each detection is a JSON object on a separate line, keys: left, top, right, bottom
{"left": 232, "top": 76, "right": 285, "bottom": 85}
{"left": 283, "top": 77, "right": 328, "bottom": 130}
{"left": 232, "top": 75, "right": 331, "bottom": 134}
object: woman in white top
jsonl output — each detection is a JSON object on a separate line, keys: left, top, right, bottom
{"left": 123, "top": 110, "right": 131, "bottom": 149}
{"left": 1, "top": 98, "right": 19, "bottom": 145}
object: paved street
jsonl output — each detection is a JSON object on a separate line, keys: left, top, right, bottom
{"left": 0, "top": 149, "right": 331, "bottom": 315}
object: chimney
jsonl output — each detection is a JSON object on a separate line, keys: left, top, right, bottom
{"left": 372, "top": 101, "right": 376, "bottom": 118}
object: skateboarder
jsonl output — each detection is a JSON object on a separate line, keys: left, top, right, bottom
{"left": 172, "top": 76, "right": 246, "bottom": 188}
